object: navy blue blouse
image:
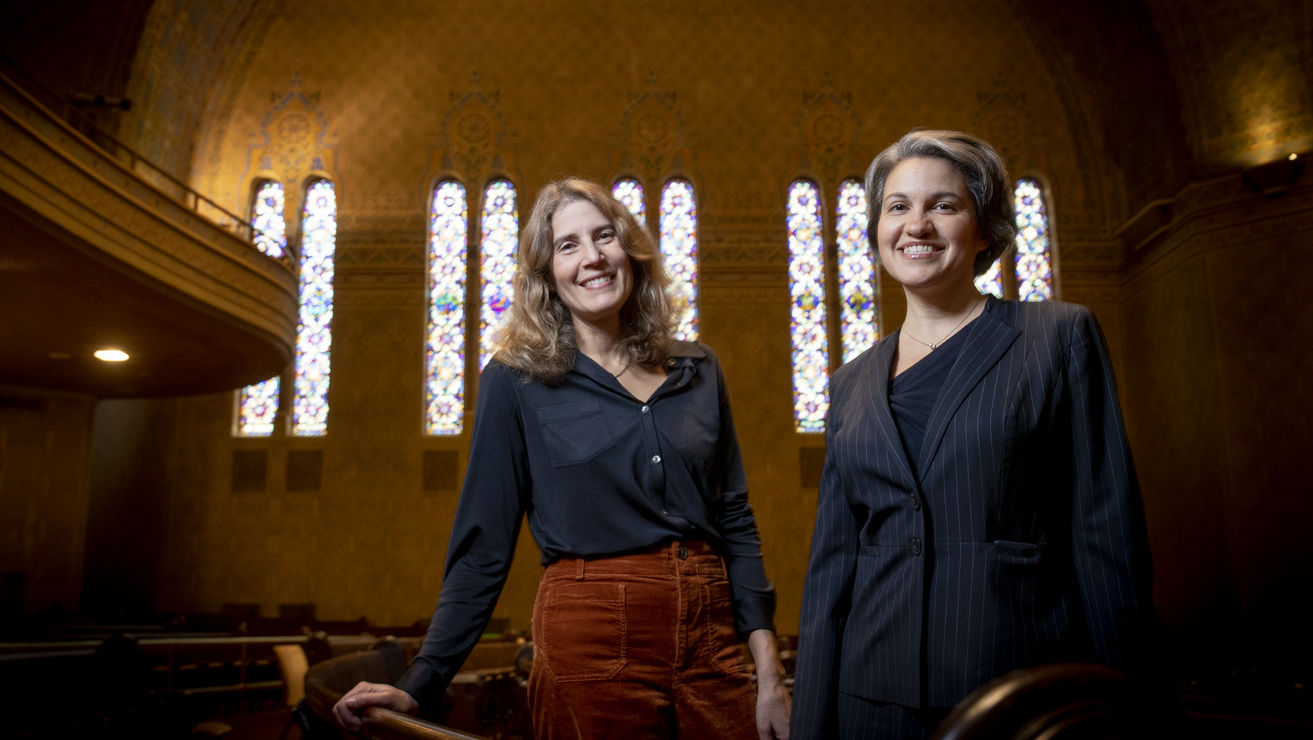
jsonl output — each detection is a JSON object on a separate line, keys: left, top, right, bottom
{"left": 395, "top": 341, "right": 776, "bottom": 707}
{"left": 890, "top": 327, "right": 969, "bottom": 478}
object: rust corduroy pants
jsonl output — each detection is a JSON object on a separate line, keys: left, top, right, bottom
{"left": 528, "top": 540, "right": 758, "bottom": 739}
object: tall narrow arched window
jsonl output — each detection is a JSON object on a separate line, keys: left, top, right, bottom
{"left": 1013, "top": 178, "right": 1054, "bottom": 301}
{"left": 612, "top": 178, "right": 646, "bottom": 226}
{"left": 659, "top": 179, "right": 699, "bottom": 341}
{"left": 425, "top": 180, "right": 468, "bottom": 436}
{"left": 290, "top": 179, "right": 337, "bottom": 437}
{"left": 479, "top": 179, "right": 518, "bottom": 370}
{"left": 975, "top": 178, "right": 1056, "bottom": 300}
{"left": 788, "top": 180, "right": 829, "bottom": 433}
{"left": 836, "top": 178, "right": 878, "bottom": 363}
{"left": 974, "top": 259, "right": 1004, "bottom": 298}
{"left": 236, "top": 180, "right": 287, "bottom": 437}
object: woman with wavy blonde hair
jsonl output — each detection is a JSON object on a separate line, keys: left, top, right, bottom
{"left": 336, "top": 177, "right": 790, "bottom": 739}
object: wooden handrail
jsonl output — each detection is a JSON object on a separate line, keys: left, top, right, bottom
{"left": 360, "top": 707, "right": 488, "bottom": 740}
{"left": 305, "top": 679, "right": 489, "bottom": 740}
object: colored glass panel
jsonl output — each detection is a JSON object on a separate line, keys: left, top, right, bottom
{"left": 612, "top": 178, "right": 646, "bottom": 226}
{"left": 836, "top": 179, "right": 878, "bottom": 363}
{"left": 1014, "top": 178, "right": 1054, "bottom": 301}
{"left": 479, "top": 180, "right": 518, "bottom": 369}
{"left": 426, "top": 181, "right": 468, "bottom": 436}
{"left": 291, "top": 179, "right": 337, "bottom": 437}
{"left": 251, "top": 180, "right": 287, "bottom": 259}
{"left": 236, "top": 180, "right": 287, "bottom": 436}
{"left": 659, "top": 179, "right": 699, "bottom": 341}
{"left": 788, "top": 180, "right": 829, "bottom": 433}
{"left": 975, "top": 259, "right": 1003, "bottom": 298}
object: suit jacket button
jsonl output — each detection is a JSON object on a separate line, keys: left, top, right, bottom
{"left": 909, "top": 495, "right": 921, "bottom": 510}
{"left": 910, "top": 536, "right": 922, "bottom": 556}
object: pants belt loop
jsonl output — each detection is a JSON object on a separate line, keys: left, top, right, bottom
{"left": 575, "top": 557, "right": 586, "bottom": 580}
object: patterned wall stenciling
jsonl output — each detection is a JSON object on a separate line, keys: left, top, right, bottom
{"left": 799, "top": 81, "right": 862, "bottom": 187}
{"left": 973, "top": 82, "right": 1030, "bottom": 178}
{"left": 613, "top": 74, "right": 693, "bottom": 181}
{"left": 243, "top": 74, "right": 338, "bottom": 245}
{"left": 1153, "top": 0, "right": 1313, "bottom": 171}
{"left": 431, "top": 73, "right": 515, "bottom": 178}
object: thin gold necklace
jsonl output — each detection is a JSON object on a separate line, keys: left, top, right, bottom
{"left": 903, "top": 299, "right": 984, "bottom": 351}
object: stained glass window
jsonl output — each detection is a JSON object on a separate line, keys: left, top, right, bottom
{"left": 251, "top": 180, "right": 287, "bottom": 259}
{"left": 236, "top": 180, "right": 287, "bottom": 437}
{"left": 426, "top": 181, "right": 468, "bottom": 436}
{"left": 479, "top": 179, "right": 518, "bottom": 369}
{"left": 835, "top": 179, "right": 878, "bottom": 363}
{"left": 659, "top": 179, "right": 699, "bottom": 341}
{"left": 974, "top": 259, "right": 1003, "bottom": 298}
{"left": 1014, "top": 178, "right": 1054, "bottom": 301}
{"left": 612, "top": 178, "right": 646, "bottom": 226}
{"left": 290, "top": 179, "right": 337, "bottom": 437}
{"left": 788, "top": 180, "right": 829, "bottom": 433}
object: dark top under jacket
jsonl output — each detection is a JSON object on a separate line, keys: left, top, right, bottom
{"left": 395, "top": 340, "right": 776, "bottom": 708}
{"left": 890, "top": 329, "right": 964, "bottom": 476}
{"left": 791, "top": 298, "right": 1158, "bottom": 738}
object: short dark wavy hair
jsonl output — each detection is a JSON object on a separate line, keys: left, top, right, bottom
{"left": 865, "top": 129, "right": 1016, "bottom": 277}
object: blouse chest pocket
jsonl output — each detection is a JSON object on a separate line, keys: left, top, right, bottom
{"left": 535, "top": 401, "right": 616, "bottom": 467}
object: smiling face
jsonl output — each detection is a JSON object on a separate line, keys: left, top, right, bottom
{"left": 876, "top": 156, "right": 990, "bottom": 294}
{"left": 549, "top": 198, "right": 634, "bottom": 333}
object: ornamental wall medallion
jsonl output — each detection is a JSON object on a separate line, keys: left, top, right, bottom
{"left": 615, "top": 74, "right": 690, "bottom": 178}
{"left": 433, "top": 73, "right": 513, "bottom": 177}
{"left": 799, "top": 86, "right": 859, "bottom": 186}
{"left": 241, "top": 73, "right": 338, "bottom": 218}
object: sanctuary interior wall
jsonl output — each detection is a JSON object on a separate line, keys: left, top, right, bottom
{"left": 0, "top": 389, "right": 94, "bottom": 614}
{"left": 7, "top": 0, "right": 1311, "bottom": 684}
{"left": 123, "top": 0, "right": 1113, "bottom": 636}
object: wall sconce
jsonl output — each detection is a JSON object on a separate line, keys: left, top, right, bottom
{"left": 1242, "top": 153, "right": 1305, "bottom": 197}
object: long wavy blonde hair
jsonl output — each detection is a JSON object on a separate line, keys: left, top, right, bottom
{"left": 492, "top": 177, "right": 676, "bottom": 383}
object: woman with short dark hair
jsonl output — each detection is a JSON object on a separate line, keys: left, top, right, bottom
{"left": 791, "top": 130, "right": 1158, "bottom": 738}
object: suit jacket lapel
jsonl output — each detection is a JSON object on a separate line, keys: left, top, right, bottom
{"left": 917, "top": 303, "right": 1020, "bottom": 477}
{"left": 864, "top": 330, "right": 919, "bottom": 491}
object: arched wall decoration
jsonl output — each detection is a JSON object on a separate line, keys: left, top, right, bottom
{"left": 436, "top": 72, "right": 515, "bottom": 176}
{"left": 800, "top": 81, "right": 860, "bottom": 187}
{"left": 240, "top": 73, "right": 338, "bottom": 245}
{"left": 613, "top": 73, "right": 695, "bottom": 180}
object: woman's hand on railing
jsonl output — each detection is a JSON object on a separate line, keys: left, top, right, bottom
{"left": 332, "top": 681, "right": 420, "bottom": 731}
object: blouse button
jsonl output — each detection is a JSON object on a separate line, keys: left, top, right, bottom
{"left": 650, "top": 454, "right": 662, "bottom": 465}
{"left": 641, "top": 405, "right": 650, "bottom": 414}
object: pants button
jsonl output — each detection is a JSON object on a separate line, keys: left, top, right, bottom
{"left": 676, "top": 544, "right": 688, "bottom": 560}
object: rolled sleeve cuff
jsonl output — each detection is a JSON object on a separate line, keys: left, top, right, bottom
{"left": 732, "top": 580, "right": 777, "bottom": 636}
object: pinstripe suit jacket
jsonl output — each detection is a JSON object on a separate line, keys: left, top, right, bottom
{"left": 791, "top": 298, "right": 1156, "bottom": 737}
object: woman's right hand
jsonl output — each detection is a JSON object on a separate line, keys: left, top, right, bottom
{"left": 332, "top": 681, "right": 420, "bottom": 731}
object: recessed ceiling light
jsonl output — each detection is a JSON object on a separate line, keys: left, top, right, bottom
{"left": 93, "top": 349, "right": 130, "bottom": 362}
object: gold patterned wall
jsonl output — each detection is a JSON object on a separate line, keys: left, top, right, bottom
{"left": 125, "top": 0, "right": 1108, "bottom": 632}
{"left": 60, "top": 0, "right": 1313, "bottom": 675}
